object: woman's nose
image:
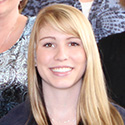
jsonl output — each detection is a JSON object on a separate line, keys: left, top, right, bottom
{"left": 54, "top": 46, "right": 68, "bottom": 61}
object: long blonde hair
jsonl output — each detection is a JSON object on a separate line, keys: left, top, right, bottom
{"left": 28, "top": 4, "right": 124, "bottom": 125}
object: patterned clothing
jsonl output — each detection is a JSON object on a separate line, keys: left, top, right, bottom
{"left": 22, "top": 0, "right": 81, "bottom": 16}
{"left": 88, "top": 0, "right": 125, "bottom": 42}
{"left": 22, "top": 0, "right": 125, "bottom": 42}
{"left": 0, "top": 16, "right": 36, "bottom": 118}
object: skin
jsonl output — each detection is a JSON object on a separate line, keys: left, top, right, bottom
{"left": 36, "top": 25, "right": 87, "bottom": 124}
{"left": 0, "top": 0, "right": 20, "bottom": 16}
{"left": 79, "top": 0, "right": 93, "bottom": 2}
{"left": 36, "top": 25, "right": 86, "bottom": 90}
{"left": 0, "top": 0, "right": 27, "bottom": 53}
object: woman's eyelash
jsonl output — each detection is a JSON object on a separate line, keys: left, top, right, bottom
{"left": 43, "top": 42, "right": 80, "bottom": 47}
{"left": 43, "top": 43, "right": 54, "bottom": 47}
{"left": 69, "top": 42, "right": 80, "bottom": 46}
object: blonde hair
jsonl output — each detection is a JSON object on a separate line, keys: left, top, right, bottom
{"left": 19, "top": 0, "right": 28, "bottom": 13}
{"left": 28, "top": 4, "right": 124, "bottom": 125}
{"left": 120, "top": 0, "right": 125, "bottom": 7}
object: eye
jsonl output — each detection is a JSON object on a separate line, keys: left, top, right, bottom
{"left": 69, "top": 42, "right": 80, "bottom": 47}
{"left": 43, "top": 43, "right": 54, "bottom": 48}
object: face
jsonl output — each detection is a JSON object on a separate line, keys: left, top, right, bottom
{"left": 0, "top": 0, "right": 20, "bottom": 16}
{"left": 36, "top": 25, "right": 86, "bottom": 89}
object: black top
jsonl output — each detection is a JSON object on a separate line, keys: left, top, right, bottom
{"left": 98, "top": 32, "right": 125, "bottom": 108}
{"left": 0, "top": 100, "right": 36, "bottom": 125}
{"left": 0, "top": 100, "right": 125, "bottom": 125}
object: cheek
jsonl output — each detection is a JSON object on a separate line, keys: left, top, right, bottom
{"left": 73, "top": 50, "right": 86, "bottom": 64}
{"left": 74, "top": 50, "right": 87, "bottom": 74}
{"left": 36, "top": 49, "right": 53, "bottom": 66}
{"left": 77, "top": 52, "right": 87, "bottom": 75}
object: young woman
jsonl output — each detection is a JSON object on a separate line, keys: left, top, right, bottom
{"left": 0, "top": 4, "right": 124, "bottom": 125}
{"left": 0, "top": 0, "right": 36, "bottom": 118}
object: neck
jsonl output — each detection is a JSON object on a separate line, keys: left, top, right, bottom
{"left": 0, "top": 8, "right": 19, "bottom": 30}
{"left": 43, "top": 82, "right": 82, "bottom": 123}
{"left": 0, "top": 10, "right": 27, "bottom": 53}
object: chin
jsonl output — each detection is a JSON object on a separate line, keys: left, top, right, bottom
{"left": 51, "top": 82, "right": 76, "bottom": 90}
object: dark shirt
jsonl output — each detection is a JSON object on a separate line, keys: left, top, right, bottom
{"left": 0, "top": 100, "right": 125, "bottom": 125}
{"left": 98, "top": 32, "right": 125, "bottom": 108}
{"left": 0, "top": 100, "right": 36, "bottom": 125}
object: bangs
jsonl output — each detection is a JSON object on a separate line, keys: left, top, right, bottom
{"left": 37, "top": 6, "right": 80, "bottom": 38}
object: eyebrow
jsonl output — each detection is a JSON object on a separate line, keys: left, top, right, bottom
{"left": 39, "top": 36, "right": 80, "bottom": 42}
{"left": 39, "top": 36, "right": 56, "bottom": 41}
{"left": 66, "top": 37, "right": 80, "bottom": 40}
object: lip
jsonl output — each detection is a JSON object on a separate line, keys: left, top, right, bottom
{"left": 50, "top": 66, "right": 73, "bottom": 77}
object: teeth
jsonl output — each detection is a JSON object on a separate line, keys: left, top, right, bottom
{"left": 52, "top": 67, "right": 72, "bottom": 72}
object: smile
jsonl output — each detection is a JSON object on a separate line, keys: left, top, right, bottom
{"left": 51, "top": 67, "right": 73, "bottom": 73}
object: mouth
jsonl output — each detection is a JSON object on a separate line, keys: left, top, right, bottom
{"left": 51, "top": 67, "right": 73, "bottom": 73}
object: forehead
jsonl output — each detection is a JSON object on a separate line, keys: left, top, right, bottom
{"left": 38, "top": 25, "right": 80, "bottom": 41}
{"left": 38, "top": 24, "right": 79, "bottom": 38}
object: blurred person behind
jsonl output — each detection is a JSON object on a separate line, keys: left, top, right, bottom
{"left": 0, "top": 0, "right": 35, "bottom": 118}
{"left": 98, "top": 0, "right": 125, "bottom": 108}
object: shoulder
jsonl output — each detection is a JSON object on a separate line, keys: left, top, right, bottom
{"left": 22, "top": 16, "right": 36, "bottom": 37}
{"left": 25, "top": 16, "right": 36, "bottom": 30}
{"left": 28, "top": 16, "right": 36, "bottom": 24}
{"left": 17, "top": 16, "right": 36, "bottom": 53}
{"left": 98, "top": 32, "right": 125, "bottom": 56}
{"left": 0, "top": 101, "right": 30, "bottom": 125}
{"left": 98, "top": 32, "right": 125, "bottom": 47}
{"left": 112, "top": 103, "right": 125, "bottom": 122}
